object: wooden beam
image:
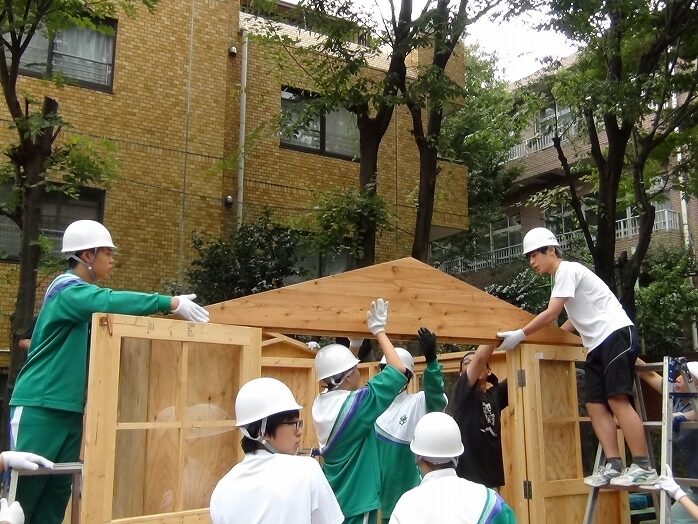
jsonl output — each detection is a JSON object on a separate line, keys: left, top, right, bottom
{"left": 207, "top": 258, "right": 581, "bottom": 346}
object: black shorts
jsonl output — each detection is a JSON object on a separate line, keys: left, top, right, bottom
{"left": 585, "top": 325, "right": 638, "bottom": 404}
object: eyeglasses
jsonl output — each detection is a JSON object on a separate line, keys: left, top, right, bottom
{"left": 280, "top": 419, "right": 304, "bottom": 431}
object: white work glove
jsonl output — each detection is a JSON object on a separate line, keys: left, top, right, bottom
{"left": 655, "top": 465, "right": 687, "bottom": 501}
{"left": 367, "top": 299, "right": 388, "bottom": 335}
{"left": 0, "top": 498, "right": 24, "bottom": 524}
{"left": 496, "top": 329, "right": 526, "bottom": 351}
{"left": 306, "top": 341, "right": 321, "bottom": 351}
{"left": 0, "top": 451, "right": 53, "bottom": 471}
{"left": 348, "top": 338, "right": 364, "bottom": 350}
{"left": 172, "top": 294, "right": 210, "bottom": 323}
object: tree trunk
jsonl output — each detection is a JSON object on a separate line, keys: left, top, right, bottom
{"left": 354, "top": 118, "right": 384, "bottom": 268}
{"left": 412, "top": 143, "right": 439, "bottom": 261}
{"left": 2, "top": 97, "right": 58, "bottom": 449}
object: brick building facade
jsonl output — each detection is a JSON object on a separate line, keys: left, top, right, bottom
{"left": 0, "top": 0, "right": 468, "bottom": 352}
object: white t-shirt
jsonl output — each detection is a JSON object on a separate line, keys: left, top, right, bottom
{"left": 209, "top": 451, "right": 344, "bottom": 524}
{"left": 551, "top": 261, "right": 632, "bottom": 350}
{"left": 389, "top": 469, "right": 507, "bottom": 524}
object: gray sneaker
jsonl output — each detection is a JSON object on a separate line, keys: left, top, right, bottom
{"left": 609, "top": 463, "right": 659, "bottom": 487}
{"left": 584, "top": 463, "right": 621, "bottom": 487}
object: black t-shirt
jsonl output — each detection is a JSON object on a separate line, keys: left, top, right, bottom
{"left": 452, "top": 375, "right": 508, "bottom": 488}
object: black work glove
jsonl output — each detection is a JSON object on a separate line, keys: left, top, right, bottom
{"left": 418, "top": 327, "right": 437, "bottom": 363}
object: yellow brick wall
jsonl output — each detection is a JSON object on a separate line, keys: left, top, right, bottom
{"left": 0, "top": 1, "right": 238, "bottom": 347}
{"left": 230, "top": 35, "right": 468, "bottom": 263}
{"left": 0, "top": 1, "right": 468, "bottom": 349}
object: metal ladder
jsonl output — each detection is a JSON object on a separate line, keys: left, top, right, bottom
{"left": 583, "top": 357, "right": 698, "bottom": 524}
{"left": 2, "top": 461, "right": 83, "bottom": 524}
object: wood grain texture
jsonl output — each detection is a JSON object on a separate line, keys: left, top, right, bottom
{"left": 206, "top": 258, "right": 581, "bottom": 345}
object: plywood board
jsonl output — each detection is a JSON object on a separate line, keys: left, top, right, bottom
{"left": 83, "top": 314, "right": 262, "bottom": 523}
{"left": 206, "top": 258, "right": 581, "bottom": 346}
{"left": 520, "top": 343, "right": 629, "bottom": 524}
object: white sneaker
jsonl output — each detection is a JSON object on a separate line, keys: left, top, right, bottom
{"left": 609, "top": 463, "right": 659, "bottom": 487}
{"left": 584, "top": 464, "right": 621, "bottom": 487}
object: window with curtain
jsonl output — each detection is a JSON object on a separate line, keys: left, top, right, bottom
{"left": 0, "top": 187, "right": 105, "bottom": 260}
{"left": 280, "top": 87, "right": 359, "bottom": 159}
{"left": 11, "top": 22, "right": 116, "bottom": 90}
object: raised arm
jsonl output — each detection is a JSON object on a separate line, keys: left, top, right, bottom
{"left": 367, "top": 299, "right": 406, "bottom": 374}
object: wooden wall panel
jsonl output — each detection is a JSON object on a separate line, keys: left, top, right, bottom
{"left": 262, "top": 361, "right": 317, "bottom": 450}
{"left": 83, "top": 315, "right": 262, "bottom": 523}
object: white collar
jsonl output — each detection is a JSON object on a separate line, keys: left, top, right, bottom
{"left": 421, "top": 468, "right": 458, "bottom": 484}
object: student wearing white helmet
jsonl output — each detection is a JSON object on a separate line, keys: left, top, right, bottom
{"left": 389, "top": 412, "right": 515, "bottom": 524}
{"left": 497, "top": 226, "right": 657, "bottom": 489}
{"left": 210, "top": 378, "right": 343, "bottom": 524}
{"left": 312, "top": 298, "right": 407, "bottom": 524}
{"left": 375, "top": 328, "right": 447, "bottom": 523}
{"left": 9, "top": 220, "right": 209, "bottom": 523}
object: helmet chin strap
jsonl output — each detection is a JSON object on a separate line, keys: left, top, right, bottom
{"left": 240, "top": 417, "right": 278, "bottom": 454}
{"left": 69, "top": 249, "right": 98, "bottom": 281}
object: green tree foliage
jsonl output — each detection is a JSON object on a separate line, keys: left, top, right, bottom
{"left": 431, "top": 47, "right": 538, "bottom": 266}
{"left": 298, "top": 185, "right": 391, "bottom": 262}
{"left": 250, "top": 0, "right": 422, "bottom": 266}
{"left": 185, "top": 211, "right": 304, "bottom": 305}
{"left": 533, "top": 0, "right": 698, "bottom": 317}
{"left": 485, "top": 264, "right": 551, "bottom": 315}
{"left": 636, "top": 248, "right": 698, "bottom": 358}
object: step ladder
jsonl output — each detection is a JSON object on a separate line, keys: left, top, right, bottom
{"left": 582, "top": 356, "right": 698, "bottom": 524}
{"left": 1, "top": 461, "right": 82, "bottom": 524}
{"left": 659, "top": 356, "right": 698, "bottom": 524}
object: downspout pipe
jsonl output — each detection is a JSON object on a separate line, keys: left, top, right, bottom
{"left": 236, "top": 27, "right": 249, "bottom": 229}
{"left": 673, "top": 94, "right": 698, "bottom": 350}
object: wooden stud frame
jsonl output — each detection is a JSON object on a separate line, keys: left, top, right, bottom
{"left": 79, "top": 259, "right": 630, "bottom": 524}
{"left": 81, "top": 314, "right": 262, "bottom": 523}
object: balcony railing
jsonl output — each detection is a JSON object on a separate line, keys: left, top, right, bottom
{"left": 505, "top": 125, "right": 581, "bottom": 162}
{"left": 615, "top": 209, "right": 679, "bottom": 239}
{"left": 440, "top": 209, "right": 681, "bottom": 275}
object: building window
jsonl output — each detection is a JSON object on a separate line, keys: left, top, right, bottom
{"left": 15, "top": 23, "right": 116, "bottom": 90}
{"left": 546, "top": 204, "right": 597, "bottom": 235}
{"left": 0, "top": 187, "right": 105, "bottom": 261}
{"left": 476, "top": 215, "right": 521, "bottom": 254}
{"left": 280, "top": 87, "right": 359, "bottom": 159}
{"left": 535, "top": 105, "right": 574, "bottom": 142}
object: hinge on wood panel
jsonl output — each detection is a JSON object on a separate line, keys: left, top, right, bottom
{"left": 516, "top": 369, "right": 526, "bottom": 387}
{"left": 523, "top": 480, "right": 532, "bottom": 499}
{"left": 99, "top": 315, "right": 113, "bottom": 336}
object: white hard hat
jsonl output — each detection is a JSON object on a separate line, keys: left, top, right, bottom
{"left": 380, "top": 347, "right": 414, "bottom": 373}
{"left": 522, "top": 227, "right": 559, "bottom": 255}
{"left": 61, "top": 220, "right": 116, "bottom": 253}
{"left": 687, "top": 361, "right": 698, "bottom": 383}
{"left": 315, "top": 343, "right": 360, "bottom": 381}
{"left": 410, "top": 412, "right": 464, "bottom": 458}
{"left": 235, "top": 377, "right": 302, "bottom": 427}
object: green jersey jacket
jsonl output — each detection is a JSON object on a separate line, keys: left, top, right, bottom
{"left": 375, "top": 360, "right": 447, "bottom": 521}
{"left": 10, "top": 271, "right": 172, "bottom": 413}
{"left": 312, "top": 365, "right": 408, "bottom": 518}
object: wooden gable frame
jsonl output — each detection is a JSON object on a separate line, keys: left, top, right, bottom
{"left": 80, "top": 257, "right": 628, "bottom": 524}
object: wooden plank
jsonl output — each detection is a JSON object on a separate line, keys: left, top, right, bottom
{"left": 505, "top": 345, "right": 530, "bottom": 523}
{"left": 103, "top": 315, "right": 258, "bottom": 345}
{"left": 82, "top": 314, "right": 124, "bottom": 522}
{"left": 521, "top": 344, "right": 628, "bottom": 524}
{"left": 261, "top": 331, "right": 316, "bottom": 358}
{"left": 206, "top": 258, "right": 581, "bottom": 346}
{"left": 114, "top": 338, "right": 150, "bottom": 518}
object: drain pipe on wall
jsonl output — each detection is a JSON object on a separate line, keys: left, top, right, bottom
{"left": 678, "top": 151, "right": 698, "bottom": 350}
{"left": 236, "top": 27, "right": 249, "bottom": 230}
